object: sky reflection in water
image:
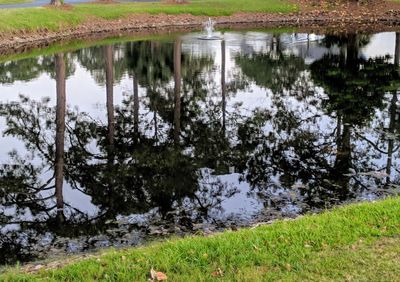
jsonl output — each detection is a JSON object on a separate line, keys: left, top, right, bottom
{"left": 0, "top": 31, "right": 399, "bottom": 264}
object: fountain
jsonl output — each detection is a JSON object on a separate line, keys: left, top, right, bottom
{"left": 198, "top": 18, "right": 222, "bottom": 40}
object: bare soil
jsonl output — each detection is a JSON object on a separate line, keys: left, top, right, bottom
{"left": 1, "top": 0, "right": 400, "bottom": 56}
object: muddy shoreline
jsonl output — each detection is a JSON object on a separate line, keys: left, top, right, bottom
{"left": 1, "top": 10, "right": 400, "bottom": 56}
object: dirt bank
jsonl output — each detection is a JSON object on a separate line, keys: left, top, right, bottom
{"left": 1, "top": 1, "right": 400, "bottom": 56}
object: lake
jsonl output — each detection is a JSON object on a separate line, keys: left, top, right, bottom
{"left": 0, "top": 30, "right": 399, "bottom": 265}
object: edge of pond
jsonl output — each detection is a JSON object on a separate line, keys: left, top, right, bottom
{"left": 2, "top": 197, "right": 399, "bottom": 279}
{"left": 1, "top": 11, "right": 400, "bottom": 57}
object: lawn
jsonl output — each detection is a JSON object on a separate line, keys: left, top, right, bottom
{"left": 1, "top": 197, "right": 400, "bottom": 281}
{"left": 0, "top": 0, "right": 297, "bottom": 33}
{"left": 0, "top": 0, "right": 31, "bottom": 4}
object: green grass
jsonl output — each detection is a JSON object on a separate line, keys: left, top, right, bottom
{"left": 0, "top": 0, "right": 31, "bottom": 5}
{"left": 2, "top": 197, "right": 400, "bottom": 281}
{"left": 0, "top": 0, "right": 297, "bottom": 33}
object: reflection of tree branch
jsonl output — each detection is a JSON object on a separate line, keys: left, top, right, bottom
{"left": 192, "top": 193, "right": 218, "bottom": 224}
{"left": 350, "top": 175, "right": 371, "bottom": 191}
{"left": 63, "top": 172, "right": 93, "bottom": 197}
{"left": 27, "top": 176, "right": 55, "bottom": 191}
{"left": 24, "top": 193, "right": 55, "bottom": 202}
{"left": 354, "top": 132, "right": 388, "bottom": 154}
{"left": 63, "top": 202, "right": 87, "bottom": 216}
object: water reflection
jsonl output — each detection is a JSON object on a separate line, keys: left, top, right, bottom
{"left": 0, "top": 31, "right": 399, "bottom": 264}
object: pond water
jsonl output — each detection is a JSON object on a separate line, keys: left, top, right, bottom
{"left": 0, "top": 30, "right": 399, "bottom": 265}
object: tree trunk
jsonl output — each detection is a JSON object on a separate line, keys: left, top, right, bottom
{"left": 346, "top": 34, "right": 359, "bottom": 72}
{"left": 386, "top": 92, "right": 398, "bottom": 184}
{"left": 173, "top": 38, "right": 182, "bottom": 145}
{"left": 386, "top": 33, "right": 400, "bottom": 184}
{"left": 395, "top": 32, "right": 400, "bottom": 66}
{"left": 154, "top": 106, "right": 158, "bottom": 141}
{"left": 133, "top": 76, "right": 139, "bottom": 138}
{"left": 104, "top": 45, "right": 115, "bottom": 162}
{"left": 54, "top": 53, "right": 66, "bottom": 223}
{"left": 221, "top": 39, "right": 226, "bottom": 133}
{"left": 334, "top": 123, "right": 352, "bottom": 197}
{"left": 50, "top": 0, "right": 62, "bottom": 6}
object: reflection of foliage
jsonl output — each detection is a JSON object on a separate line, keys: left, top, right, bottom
{"left": 311, "top": 55, "right": 399, "bottom": 125}
{"left": 0, "top": 55, "right": 75, "bottom": 84}
{"left": 235, "top": 33, "right": 400, "bottom": 210}
{"left": 69, "top": 142, "right": 200, "bottom": 217}
{"left": 75, "top": 45, "right": 126, "bottom": 85}
{"left": 0, "top": 95, "right": 84, "bottom": 217}
{"left": 1, "top": 34, "right": 400, "bottom": 265}
{"left": 321, "top": 34, "right": 370, "bottom": 49}
{"left": 126, "top": 41, "right": 175, "bottom": 86}
{"left": 236, "top": 52, "right": 306, "bottom": 94}
{"left": 0, "top": 58, "right": 48, "bottom": 84}
{"left": 125, "top": 40, "right": 214, "bottom": 123}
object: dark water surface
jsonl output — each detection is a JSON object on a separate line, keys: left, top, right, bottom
{"left": 0, "top": 31, "right": 400, "bottom": 265}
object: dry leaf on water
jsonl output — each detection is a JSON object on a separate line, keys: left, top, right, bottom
{"left": 150, "top": 268, "right": 168, "bottom": 281}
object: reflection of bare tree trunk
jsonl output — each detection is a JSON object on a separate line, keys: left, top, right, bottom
{"left": 174, "top": 38, "right": 182, "bottom": 145}
{"left": 221, "top": 39, "right": 226, "bottom": 132}
{"left": 383, "top": 33, "right": 400, "bottom": 184}
{"left": 386, "top": 92, "right": 398, "bottom": 184}
{"left": 154, "top": 108, "right": 158, "bottom": 141}
{"left": 340, "top": 45, "right": 347, "bottom": 67}
{"left": 272, "top": 34, "right": 280, "bottom": 54}
{"left": 55, "top": 53, "right": 66, "bottom": 222}
{"left": 334, "top": 124, "right": 352, "bottom": 196}
{"left": 395, "top": 33, "right": 400, "bottom": 66}
{"left": 336, "top": 125, "right": 351, "bottom": 168}
{"left": 133, "top": 76, "right": 139, "bottom": 136}
{"left": 336, "top": 115, "right": 342, "bottom": 141}
{"left": 347, "top": 34, "right": 359, "bottom": 71}
{"left": 104, "top": 46, "right": 115, "bottom": 160}
{"left": 151, "top": 85, "right": 158, "bottom": 141}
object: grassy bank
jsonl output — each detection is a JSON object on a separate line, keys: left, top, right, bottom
{"left": 0, "top": 0, "right": 296, "bottom": 33}
{"left": 2, "top": 197, "right": 400, "bottom": 281}
{"left": 0, "top": 0, "right": 31, "bottom": 5}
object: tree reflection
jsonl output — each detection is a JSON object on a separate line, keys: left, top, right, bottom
{"left": 236, "top": 32, "right": 400, "bottom": 208}
{"left": 0, "top": 53, "right": 93, "bottom": 263}
{"left": 54, "top": 53, "right": 66, "bottom": 223}
{"left": 1, "top": 32, "right": 400, "bottom": 265}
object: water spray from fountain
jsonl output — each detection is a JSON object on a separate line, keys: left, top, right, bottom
{"left": 198, "top": 18, "right": 222, "bottom": 40}
{"left": 204, "top": 18, "right": 214, "bottom": 38}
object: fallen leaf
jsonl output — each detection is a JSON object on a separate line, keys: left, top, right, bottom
{"left": 211, "top": 268, "right": 224, "bottom": 277}
{"left": 150, "top": 268, "right": 168, "bottom": 281}
{"left": 155, "top": 272, "right": 167, "bottom": 281}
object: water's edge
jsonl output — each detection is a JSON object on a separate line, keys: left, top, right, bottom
{"left": 1, "top": 12, "right": 400, "bottom": 56}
